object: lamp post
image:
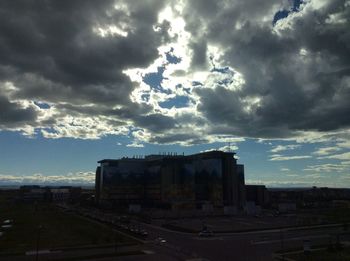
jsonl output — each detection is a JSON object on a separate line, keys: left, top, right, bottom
{"left": 35, "top": 225, "right": 42, "bottom": 261}
{"left": 280, "top": 229, "right": 284, "bottom": 261}
{"left": 114, "top": 229, "right": 118, "bottom": 254}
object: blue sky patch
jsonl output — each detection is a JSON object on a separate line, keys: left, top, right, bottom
{"left": 211, "top": 66, "right": 231, "bottom": 74}
{"left": 273, "top": 0, "right": 303, "bottom": 25}
{"left": 40, "top": 127, "right": 58, "bottom": 135}
{"left": 34, "top": 101, "right": 50, "bottom": 109}
{"left": 141, "top": 93, "right": 150, "bottom": 102}
{"left": 273, "top": 10, "right": 290, "bottom": 25}
{"left": 218, "top": 78, "right": 234, "bottom": 86}
{"left": 293, "top": 0, "right": 303, "bottom": 11}
{"left": 143, "top": 66, "right": 171, "bottom": 94}
{"left": 159, "top": 95, "right": 190, "bottom": 109}
{"left": 192, "top": 81, "right": 203, "bottom": 87}
{"left": 166, "top": 50, "right": 182, "bottom": 64}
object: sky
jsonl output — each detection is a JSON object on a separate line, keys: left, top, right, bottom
{"left": 0, "top": 0, "right": 349, "bottom": 187}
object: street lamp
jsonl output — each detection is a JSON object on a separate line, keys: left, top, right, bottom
{"left": 280, "top": 229, "right": 284, "bottom": 261}
{"left": 35, "top": 225, "right": 42, "bottom": 261}
{"left": 114, "top": 230, "right": 118, "bottom": 254}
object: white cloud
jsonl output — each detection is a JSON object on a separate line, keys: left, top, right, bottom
{"left": 208, "top": 136, "right": 245, "bottom": 144}
{"left": 245, "top": 179, "right": 317, "bottom": 188}
{"left": 40, "top": 114, "right": 129, "bottom": 140}
{"left": 93, "top": 25, "right": 129, "bottom": 38}
{"left": 338, "top": 140, "right": 350, "bottom": 148}
{"left": 270, "top": 144, "right": 301, "bottom": 153}
{"left": 280, "top": 168, "right": 290, "bottom": 171}
{"left": 269, "top": 154, "right": 312, "bottom": 161}
{"left": 304, "top": 163, "right": 349, "bottom": 172}
{"left": 313, "top": 146, "right": 342, "bottom": 156}
{"left": 341, "top": 161, "right": 350, "bottom": 165}
{"left": 218, "top": 144, "right": 239, "bottom": 152}
{"left": 0, "top": 172, "right": 95, "bottom": 185}
{"left": 201, "top": 144, "right": 239, "bottom": 153}
{"left": 321, "top": 152, "right": 350, "bottom": 160}
{"left": 126, "top": 142, "right": 144, "bottom": 148}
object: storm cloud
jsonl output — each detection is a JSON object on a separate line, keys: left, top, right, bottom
{"left": 182, "top": 0, "right": 350, "bottom": 139}
{"left": 0, "top": 0, "right": 349, "bottom": 144}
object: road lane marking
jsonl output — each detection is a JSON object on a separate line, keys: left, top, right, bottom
{"left": 143, "top": 250, "right": 154, "bottom": 254}
{"left": 251, "top": 234, "right": 329, "bottom": 245}
{"left": 193, "top": 237, "right": 223, "bottom": 240}
{"left": 238, "top": 222, "right": 251, "bottom": 226}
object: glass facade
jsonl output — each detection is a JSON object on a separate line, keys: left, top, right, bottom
{"left": 101, "top": 161, "right": 146, "bottom": 203}
{"left": 194, "top": 158, "right": 223, "bottom": 205}
{"left": 97, "top": 151, "right": 244, "bottom": 209}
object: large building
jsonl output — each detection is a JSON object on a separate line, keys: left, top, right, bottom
{"left": 95, "top": 151, "right": 245, "bottom": 210}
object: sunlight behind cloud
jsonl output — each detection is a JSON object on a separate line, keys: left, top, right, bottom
{"left": 93, "top": 25, "right": 129, "bottom": 38}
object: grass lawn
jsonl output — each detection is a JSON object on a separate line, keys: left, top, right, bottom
{"left": 285, "top": 247, "right": 350, "bottom": 261}
{"left": 322, "top": 208, "right": 350, "bottom": 223}
{"left": 0, "top": 197, "right": 136, "bottom": 254}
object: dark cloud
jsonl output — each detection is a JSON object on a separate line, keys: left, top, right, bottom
{"left": 0, "top": 0, "right": 176, "bottom": 136}
{"left": 0, "top": 96, "right": 37, "bottom": 127}
{"left": 184, "top": 0, "right": 350, "bottom": 138}
{"left": 0, "top": 0, "right": 167, "bottom": 121}
{"left": 189, "top": 39, "right": 209, "bottom": 70}
{"left": 0, "top": 0, "right": 349, "bottom": 144}
{"left": 147, "top": 132, "right": 208, "bottom": 145}
{"left": 134, "top": 114, "right": 176, "bottom": 132}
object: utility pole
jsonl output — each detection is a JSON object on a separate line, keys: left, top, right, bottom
{"left": 35, "top": 225, "right": 42, "bottom": 261}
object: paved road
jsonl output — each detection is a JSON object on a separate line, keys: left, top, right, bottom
{"left": 137, "top": 221, "right": 348, "bottom": 261}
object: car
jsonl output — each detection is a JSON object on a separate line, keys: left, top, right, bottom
{"left": 198, "top": 230, "right": 214, "bottom": 237}
{"left": 156, "top": 237, "right": 166, "bottom": 244}
{"left": 121, "top": 224, "right": 128, "bottom": 230}
{"left": 141, "top": 230, "right": 148, "bottom": 236}
{"left": 137, "top": 230, "right": 148, "bottom": 237}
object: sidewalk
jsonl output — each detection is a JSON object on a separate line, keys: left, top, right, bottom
{"left": 0, "top": 244, "right": 144, "bottom": 261}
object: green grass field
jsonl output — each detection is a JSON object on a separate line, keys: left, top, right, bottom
{"left": 0, "top": 194, "right": 136, "bottom": 254}
{"left": 285, "top": 247, "right": 350, "bottom": 261}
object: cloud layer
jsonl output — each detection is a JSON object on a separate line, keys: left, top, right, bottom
{"left": 0, "top": 172, "right": 95, "bottom": 185}
{"left": 0, "top": 0, "right": 349, "bottom": 146}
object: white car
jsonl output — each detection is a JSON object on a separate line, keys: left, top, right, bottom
{"left": 156, "top": 237, "right": 167, "bottom": 244}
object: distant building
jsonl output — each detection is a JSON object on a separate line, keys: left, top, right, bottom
{"left": 268, "top": 186, "right": 350, "bottom": 209}
{"left": 18, "top": 185, "right": 81, "bottom": 202}
{"left": 95, "top": 151, "right": 246, "bottom": 210}
{"left": 19, "top": 185, "right": 49, "bottom": 202}
{"left": 49, "top": 186, "right": 82, "bottom": 202}
{"left": 245, "top": 185, "right": 270, "bottom": 207}
{"left": 278, "top": 202, "right": 297, "bottom": 213}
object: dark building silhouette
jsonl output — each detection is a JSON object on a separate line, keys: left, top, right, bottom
{"left": 268, "top": 186, "right": 350, "bottom": 208}
{"left": 245, "top": 185, "right": 270, "bottom": 207}
{"left": 95, "top": 151, "right": 245, "bottom": 210}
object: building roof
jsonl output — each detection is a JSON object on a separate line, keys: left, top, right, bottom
{"left": 98, "top": 150, "right": 236, "bottom": 164}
